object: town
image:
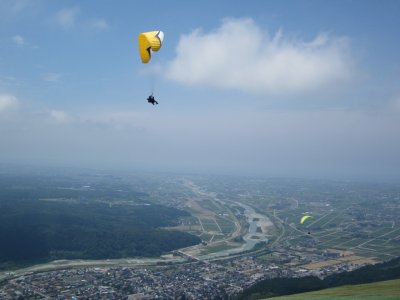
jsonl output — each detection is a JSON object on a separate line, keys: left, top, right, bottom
{"left": 0, "top": 248, "right": 371, "bottom": 299}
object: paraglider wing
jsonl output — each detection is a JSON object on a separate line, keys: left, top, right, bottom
{"left": 300, "top": 215, "right": 314, "bottom": 225}
{"left": 138, "top": 30, "right": 164, "bottom": 63}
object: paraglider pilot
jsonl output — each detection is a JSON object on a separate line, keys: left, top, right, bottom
{"left": 147, "top": 94, "right": 158, "bottom": 105}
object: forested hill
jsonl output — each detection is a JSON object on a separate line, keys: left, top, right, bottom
{"left": 0, "top": 199, "right": 200, "bottom": 269}
{"left": 239, "top": 257, "right": 400, "bottom": 299}
{"left": 0, "top": 169, "right": 201, "bottom": 269}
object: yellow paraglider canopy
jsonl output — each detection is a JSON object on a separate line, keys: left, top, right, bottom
{"left": 138, "top": 30, "right": 164, "bottom": 63}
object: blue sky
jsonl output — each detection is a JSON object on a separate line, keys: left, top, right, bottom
{"left": 0, "top": 0, "right": 399, "bottom": 181}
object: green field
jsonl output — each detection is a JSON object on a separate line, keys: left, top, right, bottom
{"left": 199, "top": 199, "right": 224, "bottom": 214}
{"left": 200, "top": 241, "right": 236, "bottom": 254}
{"left": 216, "top": 217, "right": 235, "bottom": 234}
{"left": 200, "top": 218, "right": 221, "bottom": 232}
{"left": 199, "top": 233, "right": 214, "bottom": 242}
{"left": 269, "top": 279, "right": 400, "bottom": 300}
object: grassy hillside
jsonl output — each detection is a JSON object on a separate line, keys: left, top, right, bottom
{"left": 269, "top": 279, "right": 400, "bottom": 300}
{"left": 240, "top": 257, "right": 400, "bottom": 299}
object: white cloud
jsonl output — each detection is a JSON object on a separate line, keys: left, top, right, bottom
{"left": 0, "top": 93, "right": 19, "bottom": 113}
{"left": 166, "top": 18, "right": 354, "bottom": 96}
{"left": 55, "top": 6, "right": 80, "bottom": 30}
{"left": 88, "top": 19, "right": 109, "bottom": 31}
{"left": 12, "top": 35, "right": 25, "bottom": 46}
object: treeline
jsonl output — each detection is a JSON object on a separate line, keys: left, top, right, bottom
{"left": 0, "top": 174, "right": 149, "bottom": 203}
{"left": 239, "top": 257, "right": 400, "bottom": 299}
{"left": 0, "top": 199, "right": 200, "bottom": 269}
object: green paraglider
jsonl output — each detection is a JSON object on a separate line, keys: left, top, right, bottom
{"left": 300, "top": 215, "right": 314, "bottom": 224}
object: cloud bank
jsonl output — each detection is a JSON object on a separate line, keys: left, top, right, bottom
{"left": 166, "top": 18, "right": 354, "bottom": 95}
{"left": 0, "top": 93, "right": 399, "bottom": 180}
